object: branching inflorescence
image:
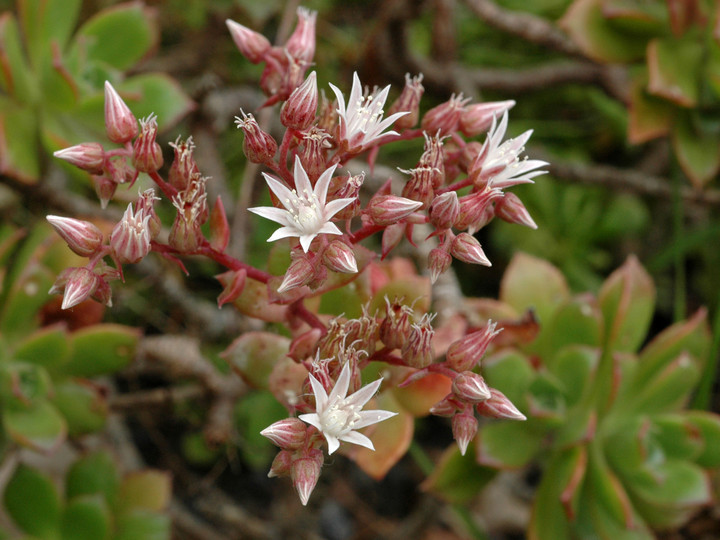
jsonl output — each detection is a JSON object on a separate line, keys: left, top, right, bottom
{"left": 48, "top": 7, "right": 545, "bottom": 505}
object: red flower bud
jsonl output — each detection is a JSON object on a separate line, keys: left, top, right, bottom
{"left": 459, "top": 100, "right": 515, "bottom": 137}
{"left": 451, "top": 233, "right": 491, "bottom": 266}
{"left": 226, "top": 19, "right": 271, "bottom": 63}
{"left": 365, "top": 195, "right": 422, "bottom": 227}
{"left": 235, "top": 110, "right": 278, "bottom": 164}
{"left": 286, "top": 7, "right": 317, "bottom": 63}
{"left": 476, "top": 388, "right": 526, "bottom": 421}
{"left": 452, "top": 411, "right": 478, "bottom": 456}
{"left": 421, "top": 94, "right": 469, "bottom": 135}
{"left": 445, "top": 321, "right": 501, "bottom": 372}
{"left": 53, "top": 143, "right": 105, "bottom": 174}
{"left": 261, "top": 418, "right": 308, "bottom": 450}
{"left": 281, "top": 71, "right": 318, "bottom": 131}
{"left": 322, "top": 240, "right": 358, "bottom": 273}
{"left": 495, "top": 192, "right": 537, "bottom": 229}
{"left": 291, "top": 448, "right": 324, "bottom": 506}
{"left": 429, "top": 192, "right": 459, "bottom": 230}
{"left": 387, "top": 73, "right": 424, "bottom": 131}
{"left": 428, "top": 247, "right": 452, "bottom": 284}
{"left": 278, "top": 255, "right": 315, "bottom": 293}
{"left": 452, "top": 371, "right": 491, "bottom": 403}
{"left": 132, "top": 114, "right": 163, "bottom": 173}
{"left": 46, "top": 216, "right": 104, "bottom": 257}
{"left": 104, "top": 81, "right": 138, "bottom": 144}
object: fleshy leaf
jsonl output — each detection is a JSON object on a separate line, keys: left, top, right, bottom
{"left": 118, "top": 73, "right": 194, "bottom": 131}
{"left": 547, "top": 346, "right": 600, "bottom": 406}
{"left": 652, "top": 414, "right": 704, "bottom": 462}
{"left": 225, "top": 277, "right": 289, "bottom": 322}
{"left": 628, "top": 69, "right": 674, "bottom": 144}
{"left": 66, "top": 451, "right": 120, "bottom": 504}
{"left": 3, "top": 399, "right": 67, "bottom": 453}
{"left": 546, "top": 297, "right": 603, "bottom": 352}
{"left": 14, "top": 325, "right": 70, "bottom": 372}
{"left": 685, "top": 411, "right": 720, "bottom": 468}
{"left": 52, "top": 380, "right": 108, "bottom": 436}
{"left": 392, "top": 370, "right": 452, "bottom": 417}
{"left": 598, "top": 255, "right": 655, "bottom": 353}
{"left": 61, "top": 494, "right": 110, "bottom": 540}
{"left": 63, "top": 324, "right": 140, "bottom": 377}
{"left": 75, "top": 3, "right": 158, "bottom": 71}
{"left": 19, "top": 0, "right": 82, "bottom": 69}
{"left": 627, "top": 352, "right": 700, "bottom": 414}
{"left": 672, "top": 111, "right": 720, "bottom": 188}
{"left": 222, "top": 331, "right": 290, "bottom": 389}
{"left": 647, "top": 36, "right": 702, "bottom": 107}
{"left": 0, "top": 98, "right": 40, "bottom": 183}
{"left": 482, "top": 349, "right": 535, "bottom": 409}
{"left": 4, "top": 464, "right": 61, "bottom": 536}
{"left": 350, "top": 391, "right": 413, "bottom": 480}
{"left": 116, "top": 470, "right": 172, "bottom": 515}
{"left": 476, "top": 420, "right": 544, "bottom": 469}
{"left": 0, "top": 13, "right": 34, "bottom": 101}
{"left": 235, "top": 390, "right": 289, "bottom": 469}
{"left": 422, "top": 442, "right": 497, "bottom": 504}
{"left": 559, "top": 0, "right": 647, "bottom": 63}
{"left": 114, "top": 509, "right": 170, "bottom": 540}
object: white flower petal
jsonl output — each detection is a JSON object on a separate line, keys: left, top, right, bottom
{"left": 308, "top": 374, "right": 329, "bottom": 411}
{"left": 326, "top": 434, "right": 341, "bottom": 455}
{"left": 267, "top": 227, "right": 300, "bottom": 242}
{"left": 248, "top": 206, "right": 293, "bottom": 226}
{"left": 339, "top": 431, "right": 374, "bottom": 451}
{"left": 298, "top": 412, "right": 322, "bottom": 431}
{"left": 353, "top": 410, "right": 398, "bottom": 430}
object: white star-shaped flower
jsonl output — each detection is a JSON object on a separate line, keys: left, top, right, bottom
{"left": 329, "top": 72, "right": 408, "bottom": 151}
{"left": 473, "top": 111, "right": 548, "bottom": 189}
{"left": 249, "top": 156, "right": 355, "bottom": 252}
{"left": 299, "top": 362, "right": 397, "bottom": 455}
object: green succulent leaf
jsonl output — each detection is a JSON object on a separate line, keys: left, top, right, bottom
{"left": 52, "top": 380, "right": 108, "bottom": 436}
{"left": 64, "top": 324, "right": 139, "bottom": 378}
{"left": 61, "top": 494, "right": 110, "bottom": 540}
{"left": 14, "top": 325, "right": 71, "bottom": 373}
{"left": 4, "top": 399, "right": 67, "bottom": 453}
{"left": 19, "top": 0, "right": 82, "bottom": 70}
{"left": 0, "top": 97, "right": 40, "bottom": 183}
{"left": 74, "top": 3, "right": 158, "bottom": 71}
{"left": 684, "top": 411, "right": 720, "bottom": 468}
{"left": 66, "top": 451, "right": 120, "bottom": 505}
{"left": 0, "top": 13, "right": 35, "bottom": 102}
{"left": 234, "top": 390, "right": 289, "bottom": 469}
{"left": 476, "top": 420, "right": 544, "bottom": 469}
{"left": 116, "top": 470, "right": 172, "bottom": 516}
{"left": 652, "top": 414, "right": 704, "bottom": 462}
{"left": 546, "top": 298, "right": 603, "bottom": 353}
{"left": 482, "top": 349, "right": 535, "bottom": 410}
{"left": 672, "top": 111, "right": 720, "bottom": 189}
{"left": 585, "top": 443, "right": 637, "bottom": 531}
{"left": 421, "top": 442, "right": 497, "bottom": 504}
{"left": 598, "top": 255, "right": 655, "bottom": 353}
{"left": 222, "top": 331, "right": 290, "bottom": 389}
{"left": 114, "top": 509, "right": 170, "bottom": 540}
{"left": 547, "top": 346, "right": 600, "bottom": 406}
{"left": 647, "top": 36, "right": 702, "bottom": 107}
{"left": 628, "top": 69, "right": 674, "bottom": 144}
{"left": 627, "top": 352, "right": 700, "bottom": 414}
{"left": 4, "top": 464, "right": 61, "bottom": 537}
{"left": 602, "top": 0, "right": 669, "bottom": 36}
{"left": 118, "top": 74, "right": 194, "bottom": 131}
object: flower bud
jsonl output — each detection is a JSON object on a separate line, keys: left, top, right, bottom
{"left": 400, "top": 167, "right": 435, "bottom": 209}
{"left": 476, "top": 388, "right": 526, "bottom": 421}
{"left": 419, "top": 132, "right": 446, "bottom": 187}
{"left": 454, "top": 188, "right": 503, "bottom": 231}
{"left": 54, "top": 267, "right": 101, "bottom": 310}
{"left": 379, "top": 298, "right": 413, "bottom": 350}
{"left": 291, "top": 448, "right": 324, "bottom": 506}
{"left": 328, "top": 172, "right": 364, "bottom": 220}
{"left": 261, "top": 418, "right": 308, "bottom": 450}
{"left": 278, "top": 255, "right": 315, "bottom": 293}
{"left": 421, "top": 94, "right": 469, "bottom": 135}
{"left": 452, "top": 411, "right": 478, "bottom": 456}
{"left": 110, "top": 204, "right": 152, "bottom": 265}
{"left": 445, "top": 321, "right": 501, "bottom": 372}
{"left": 381, "top": 222, "right": 405, "bottom": 260}
{"left": 132, "top": 114, "right": 163, "bottom": 173}
{"left": 428, "top": 247, "right": 452, "bottom": 284}
{"left": 268, "top": 450, "right": 293, "bottom": 478}
{"left": 168, "top": 136, "right": 200, "bottom": 191}
{"left": 429, "top": 395, "right": 459, "bottom": 417}
{"left": 53, "top": 143, "right": 105, "bottom": 174}
{"left": 46, "top": 216, "right": 104, "bottom": 257}
{"left": 298, "top": 128, "right": 331, "bottom": 181}
{"left": 387, "top": 73, "right": 424, "bottom": 130}
{"left": 136, "top": 189, "right": 162, "bottom": 240}
{"left": 92, "top": 175, "right": 117, "bottom": 209}
{"left": 288, "top": 328, "right": 322, "bottom": 362}
{"left": 235, "top": 110, "right": 278, "bottom": 164}
{"left": 459, "top": 100, "right": 515, "bottom": 137}
{"left": 452, "top": 371, "right": 491, "bottom": 403}
{"left": 322, "top": 240, "right": 357, "bottom": 273}
{"left": 286, "top": 7, "right": 317, "bottom": 63}
{"left": 365, "top": 195, "right": 423, "bottom": 227}
{"left": 495, "top": 192, "right": 537, "bottom": 229}
{"left": 104, "top": 81, "right": 138, "bottom": 144}
{"left": 226, "top": 19, "right": 271, "bottom": 63}
{"left": 281, "top": 71, "right": 318, "bottom": 131}
{"left": 429, "top": 192, "right": 459, "bottom": 230}
{"left": 401, "top": 313, "right": 435, "bottom": 369}
{"left": 451, "top": 233, "right": 491, "bottom": 266}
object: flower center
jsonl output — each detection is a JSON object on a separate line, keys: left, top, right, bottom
{"left": 351, "top": 95, "right": 382, "bottom": 134}
{"left": 320, "top": 400, "right": 361, "bottom": 438}
{"left": 286, "top": 189, "right": 322, "bottom": 234}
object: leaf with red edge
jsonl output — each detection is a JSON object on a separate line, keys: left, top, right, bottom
{"left": 560, "top": 0, "right": 647, "bottom": 63}
{"left": 0, "top": 13, "right": 34, "bottom": 100}
{"left": 672, "top": 111, "right": 720, "bottom": 188}
{"left": 647, "top": 36, "right": 702, "bottom": 107}
{"left": 628, "top": 69, "right": 674, "bottom": 144}
{"left": 349, "top": 391, "right": 413, "bottom": 480}
{"left": 0, "top": 98, "right": 40, "bottom": 183}
{"left": 222, "top": 331, "right": 290, "bottom": 390}
{"left": 476, "top": 420, "right": 544, "bottom": 469}
{"left": 602, "top": 0, "right": 669, "bottom": 36}
{"left": 227, "top": 277, "right": 289, "bottom": 322}
{"left": 685, "top": 411, "right": 720, "bottom": 468}
{"left": 391, "top": 369, "right": 452, "bottom": 417}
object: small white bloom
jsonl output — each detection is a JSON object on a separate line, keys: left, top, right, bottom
{"left": 249, "top": 156, "right": 354, "bottom": 252}
{"left": 299, "top": 362, "right": 397, "bottom": 455}
{"left": 329, "top": 72, "right": 408, "bottom": 151}
{"left": 474, "top": 111, "right": 547, "bottom": 189}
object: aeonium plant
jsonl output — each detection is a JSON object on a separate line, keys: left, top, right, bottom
{"left": 47, "top": 6, "right": 547, "bottom": 505}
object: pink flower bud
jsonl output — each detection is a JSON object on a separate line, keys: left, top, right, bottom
{"left": 136, "top": 189, "right": 162, "bottom": 240}
{"left": 168, "top": 136, "right": 200, "bottom": 191}
{"left": 452, "top": 371, "right": 491, "bottom": 403}
{"left": 278, "top": 255, "right": 315, "bottom": 293}
{"left": 454, "top": 188, "right": 503, "bottom": 231}
{"left": 401, "top": 313, "right": 435, "bottom": 369}
{"left": 104, "top": 81, "right": 138, "bottom": 144}
{"left": 169, "top": 206, "right": 201, "bottom": 253}
{"left": 92, "top": 175, "right": 117, "bottom": 209}
{"left": 54, "top": 267, "right": 101, "bottom": 310}
{"left": 225, "top": 19, "right": 271, "bottom": 63}
{"left": 459, "top": 100, "right": 515, "bottom": 137}
{"left": 110, "top": 204, "right": 152, "bottom": 264}
{"left": 419, "top": 132, "right": 446, "bottom": 185}
{"left": 429, "top": 395, "right": 459, "bottom": 417}
{"left": 215, "top": 268, "right": 246, "bottom": 308}
{"left": 445, "top": 321, "right": 501, "bottom": 372}
{"left": 421, "top": 94, "right": 470, "bottom": 135}
{"left": 451, "top": 233, "right": 491, "bottom": 266}
{"left": 387, "top": 73, "right": 424, "bottom": 130}
{"left": 328, "top": 173, "right": 364, "bottom": 220}
{"left": 429, "top": 192, "right": 459, "bottom": 230}
{"left": 379, "top": 298, "right": 413, "bottom": 350}
{"left": 46, "top": 216, "right": 104, "bottom": 257}
{"left": 365, "top": 195, "right": 423, "bottom": 227}
{"left": 291, "top": 448, "right": 324, "bottom": 506}
{"left": 281, "top": 71, "right": 318, "bottom": 130}
{"left": 299, "top": 128, "right": 331, "bottom": 181}
{"left": 322, "top": 240, "right": 358, "bottom": 273}
{"left": 261, "top": 418, "right": 308, "bottom": 450}
{"left": 381, "top": 222, "right": 405, "bottom": 259}
{"left": 428, "top": 247, "right": 452, "bottom": 284}
{"left": 288, "top": 328, "right": 322, "bottom": 362}
{"left": 400, "top": 167, "right": 435, "bottom": 209}
{"left": 235, "top": 110, "right": 278, "bottom": 164}
{"left": 53, "top": 143, "right": 105, "bottom": 174}
{"left": 132, "top": 114, "right": 163, "bottom": 173}
{"left": 268, "top": 449, "right": 293, "bottom": 478}
{"left": 476, "top": 388, "right": 526, "bottom": 421}
{"left": 286, "top": 7, "right": 317, "bottom": 63}
{"left": 452, "top": 411, "right": 478, "bottom": 456}
{"left": 495, "top": 192, "right": 537, "bottom": 229}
